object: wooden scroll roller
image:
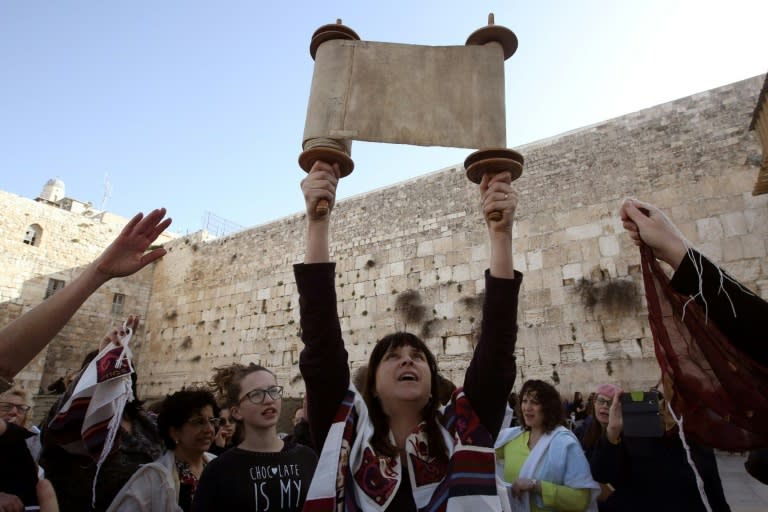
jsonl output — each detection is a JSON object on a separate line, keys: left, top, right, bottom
{"left": 299, "top": 19, "right": 359, "bottom": 216}
{"left": 300, "top": 14, "right": 522, "bottom": 219}
{"left": 464, "top": 13, "right": 524, "bottom": 222}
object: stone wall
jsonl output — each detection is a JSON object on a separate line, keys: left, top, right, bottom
{"left": 136, "top": 75, "right": 767, "bottom": 401}
{"left": 5, "top": 76, "right": 765, "bottom": 406}
{"left": 0, "top": 190, "right": 169, "bottom": 393}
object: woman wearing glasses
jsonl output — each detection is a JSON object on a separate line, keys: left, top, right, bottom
{"left": 581, "top": 382, "right": 731, "bottom": 512}
{"left": 107, "top": 388, "right": 219, "bottom": 511}
{"left": 209, "top": 407, "right": 237, "bottom": 455}
{"left": 192, "top": 363, "right": 318, "bottom": 511}
{"left": 0, "top": 386, "right": 39, "bottom": 508}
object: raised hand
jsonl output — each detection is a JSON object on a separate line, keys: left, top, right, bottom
{"left": 301, "top": 161, "right": 341, "bottom": 221}
{"left": 99, "top": 315, "right": 140, "bottom": 351}
{"left": 94, "top": 208, "right": 172, "bottom": 279}
{"left": 480, "top": 172, "right": 518, "bottom": 233}
{"left": 606, "top": 388, "right": 623, "bottom": 444}
{"left": 620, "top": 199, "right": 687, "bottom": 269}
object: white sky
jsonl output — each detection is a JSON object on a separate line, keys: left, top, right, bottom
{"left": 1, "top": 1, "right": 766, "bottom": 234}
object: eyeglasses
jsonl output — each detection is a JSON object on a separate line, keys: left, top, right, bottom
{"left": 240, "top": 386, "right": 283, "bottom": 405}
{"left": 595, "top": 398, "right": 613, "bottom": 407}
{"left": 221, "top": 416, "right": 237, "bottom": 425}
{"left": 0, "top": 402, "right": 30, "bottom": 413}
{"left": 186, "top": 416, "right": 221, "bottom": 429}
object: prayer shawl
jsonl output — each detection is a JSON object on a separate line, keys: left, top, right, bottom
{"left": 303, "top": 387, "right": 502, "bottom": 512}
{"left": 640, "top": 246, "right": 768, "bottom": 450}
{"left": 47, "top": 325, "right": 136, "bottom": 504}
{"left": 495, "top": 426, "right": 599, "bottom": 512}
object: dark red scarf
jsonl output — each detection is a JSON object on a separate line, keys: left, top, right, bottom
{"left": 640, "top": 245, "right": 768, "bottom": 450}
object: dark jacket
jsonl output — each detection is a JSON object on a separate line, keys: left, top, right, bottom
{"left": 0, "top": 422, "right": 38, "bottom": 507}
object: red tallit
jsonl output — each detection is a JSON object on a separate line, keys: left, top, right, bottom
{"left": 640, "top": 245, "right": 768, "bottom": 450}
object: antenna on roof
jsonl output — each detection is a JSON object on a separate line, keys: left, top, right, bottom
{"left": 100, "top": 173, "right": 113, "bottom": 210}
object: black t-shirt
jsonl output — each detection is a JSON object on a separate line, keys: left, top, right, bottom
{"left": 192, "top": 442, "right": 318, "bottom": 511}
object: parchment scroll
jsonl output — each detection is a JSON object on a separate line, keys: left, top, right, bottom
{"left": 303, "top": 39, "right": 507, "bottom": 151}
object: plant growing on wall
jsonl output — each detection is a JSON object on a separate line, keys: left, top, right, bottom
{"left": 574, "top": 277, "right": 639, "bottom": 316}
{"left": 395, "top": 289, "right": 427, "bottom": 329}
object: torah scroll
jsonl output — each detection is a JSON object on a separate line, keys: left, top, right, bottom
{"left": 302, "top": 40, "right": 507, "bottom": 152}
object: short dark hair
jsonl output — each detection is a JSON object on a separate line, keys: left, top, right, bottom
{"left": 516, "top": 379, "right": 565, "bottom": 433}
{"left": 157, "top": 388, "right": 219, "bottom": 450}
{"left": 363, "top": 332, "right": 447, "bottom": 463}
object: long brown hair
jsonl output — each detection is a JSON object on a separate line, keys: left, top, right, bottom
{"left": 363, "top": 332, "right": 448, "bottom": 463}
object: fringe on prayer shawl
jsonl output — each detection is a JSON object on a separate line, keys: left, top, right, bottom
{"left": 48, "top": 322, "right": 136, "bottom": 508}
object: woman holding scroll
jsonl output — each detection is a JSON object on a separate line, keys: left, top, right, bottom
{"left": 295, "top": 160, "right": 522, "bottom": 511}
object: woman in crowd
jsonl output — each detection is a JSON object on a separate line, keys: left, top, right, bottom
{"left": 576, "top": 384, "right": 620, "bottom": 509}
{"left": 41, "top": 316, "right": 164, "bottom": 511}
{"left": 578, "top": 385, "right": 619, "bottom": 459}
{"left": 108, "top": 388, "right": 219, "bottom": 511}
{"left": 208, "top": 407, "right": 236, "bottom": 455}
{"left": 0, "top": 386, "right": 39, "bottom": 508}
{"left": 496, "top": 379, "right": 598, "bottom": 512}
{"left": 569, "top": 392, "right": 587, "bottom": 426}
{"left": 586, "top": 383, "right": 730, "bottom": 511}
{"left": 0, "top": 386, "right": 41, "bottom": 462}
{"left": 295, "top": 160, "right": 521, "bottom": 510}
{"left": 192, "top": 364, "right": 318, "bottom": 511}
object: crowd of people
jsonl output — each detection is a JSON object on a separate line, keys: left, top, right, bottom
{"left": 0, "top": 161, "right": 765, "bottom": 511}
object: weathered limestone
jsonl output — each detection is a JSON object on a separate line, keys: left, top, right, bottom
{"left": 3, "top": 76, "right": 766, "bottom": 407}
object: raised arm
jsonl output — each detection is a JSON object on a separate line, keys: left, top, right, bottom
{"left": 621, "top": 198, "right": 768, "bottom": 366}
{"left": 296, "top": 161, "right": 350, "bottom": 449}
{"left": 464, "top": 172, "right": 522, "bottom": 438}
{"left": 619, "top": 199, "right": 687, "bottom": 270}
{"left": 0, "top": 209, "right": 171, "bottom": 385}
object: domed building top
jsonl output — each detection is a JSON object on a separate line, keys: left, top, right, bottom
{"left": 39, "top": 178, "right": 65, "bottom": 203}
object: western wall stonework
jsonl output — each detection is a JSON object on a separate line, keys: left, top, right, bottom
{"left": 0, "top": 191, "right": 164, "bottom": 394}
{"left": 3, "top": 75, "right": 765, "bottom": 410}
{"left": 136, "top": 74, "right": 767, "bottom": 401}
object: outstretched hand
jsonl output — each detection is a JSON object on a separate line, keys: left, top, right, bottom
{"left": 94, "top": 208, "right": 172, "bottom": 279}
{"left": 302, "top": 161, "right": 340, "bottom": 221}
{"left": 620, "top": 199, "right": 687, "bottom": 269}
{"left": 99, "top": 315, "right": 140, "bottom": 351}
{"left": 480, "top": 171, "right": 518, "bottom": 233}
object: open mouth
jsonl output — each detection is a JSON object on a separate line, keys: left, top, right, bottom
{"left": 397, "top": 371, "right": 419, "bottom": 382}
{"left": 262, "top": 407, "right": 277, "bottom": 416}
